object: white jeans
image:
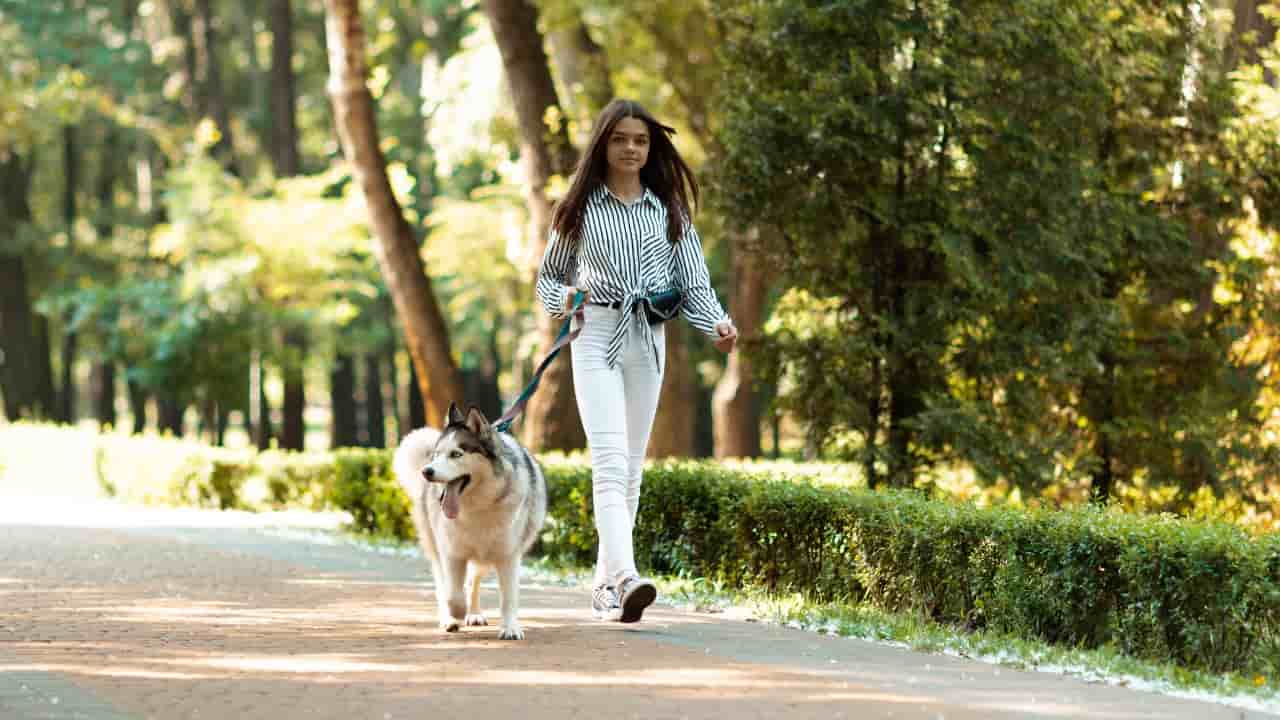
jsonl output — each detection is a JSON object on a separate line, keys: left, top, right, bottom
{"left": 571, "top": 304, "right": 665, "bottom": 587}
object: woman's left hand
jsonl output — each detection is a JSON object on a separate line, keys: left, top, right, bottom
{"left": 713, "top": 320, "right": 738, "bottom": 353}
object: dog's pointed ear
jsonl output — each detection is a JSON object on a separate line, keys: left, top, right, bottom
{"left": 465, "top": 406, "right": 492, "bottom": 441}
{"left": 446, "top": 402, "right": 466, "bottom": 427}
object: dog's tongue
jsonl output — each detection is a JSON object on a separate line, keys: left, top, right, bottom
{"left": 442, "top": 482, "right": 462, "bottom": 519}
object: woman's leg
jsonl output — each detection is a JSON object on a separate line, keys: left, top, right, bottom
{"left": 621, "top": 322, "right": 665, "bottom": 526}
{"left": 571, "top": 307, "right": 637, "bottom": 587}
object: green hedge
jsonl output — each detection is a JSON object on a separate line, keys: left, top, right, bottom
{"left": 9, "top": 424, "right": 1274, "bottom": 675}
{"left": 552, "top": 462, "right": 1280, "bottom": 674}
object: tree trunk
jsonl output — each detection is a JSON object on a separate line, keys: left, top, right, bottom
{"left": 7, "top": 132, "right": 52, "bottom": 420}
{"left": 460, "top": 367, "right": 503, "bottom": 422}
{"left": 1088, "top": 350, "right": 1118, "bottom": 505}
{"left": 323, "top": 0, "right": 465, "bottom": 424}
{"left": 59, "top": 124, "right": 79, "bottom": 424}
{"left": 406, "top": 355, "right": 426, "bottom": 431}
{"left": 548, "top": 13, "right": 613, "bottom": 141}
{"left": 90, "top": 361, "right": 117, "bottom": 428}
{"left": 0, "top": 152, "right": 43, "bottom": 420}
{"left": 695, "top": 380, "right": 714, "bottom": 458}
{"left": 254, "top": 355, "right": 274, "bottom": 450}
{"left": 0, "top": 256, "right": 45, "bottom": 420}
{"left": 648, "top": 323, "right": 696, "bottom": 458}
{"left": 172, "top": 0, "right": 199, "bottom": 113}
{"left": 216, "top": 404, "right": 229, "bottom": 446}
{"left": 157, "top": 393, "right": 185, "bottom": 436}
{"left": 1230, "top": 0, "right": 1278, "bottom": 84}
{"left": 712, "top": 229, "right": 767, "bottom": 458}
{"left": 362, "top": 353, "right": 386, "bottom": 448}
{"left": 330, "top": 352, "right": 358, "bottom": 447}
{"left": 193, "top": 0, "right": 238, "bottom": 172}
{"left": 281, "top": 327, "right": 306, "bottom": 450}
{"left": 865, "top": 356, "right": 884, "bottom": 489}
{"left": 886, "top": 363, "right": 925, "bottom": 486}
{"left": 885, "top": 247, "right": 928, "bottom": 487}
{"left": 240, "top": 1, "right": 267, "bottom": 150}
{"left": 480, "top": 0, "right": 583, "bottom": 452}
{"left": 33, "top": 315, "right": 57, "bottom": 418}
{"left": 92, "top": 123, "right": 120, "bottom": 429}
{"left": 127, "top": 378, "right": 147, "bottom": 433}
{"left": 385, "top": 341, "right": 401, "bottom": 441}
{"left": 199, "top": 396, "right": 218, "bottom": 444}
{"left": 633, "top": 19, "right": 770, "bottom": 461}
{"left": 270, "top": 0, "right": 302, "bottom": 176}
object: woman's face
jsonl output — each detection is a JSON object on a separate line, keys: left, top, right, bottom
{"left": 605, "top": 116, "right": 650, "bottom": 176}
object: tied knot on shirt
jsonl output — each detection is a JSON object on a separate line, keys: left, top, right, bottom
{"left": 601, "top": 288, "right": 664, "bottom": 374}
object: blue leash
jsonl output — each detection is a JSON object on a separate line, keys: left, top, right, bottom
{"left": 492, "top": 291, "right": 587, "bottom": 434}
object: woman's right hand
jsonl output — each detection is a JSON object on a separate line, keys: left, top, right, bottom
{"left": 565, "top": 286, "right": 587, "bottom": 313}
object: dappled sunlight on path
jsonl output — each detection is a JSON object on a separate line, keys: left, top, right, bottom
{"left": 0, "top": 509, "right": 1269, "bottom": 719}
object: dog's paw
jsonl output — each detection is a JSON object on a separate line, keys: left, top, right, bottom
{"left": 497, "top": 623, "right": 524, "bottom": 640}
{"left": 439, "top": 619, "right": 461, "bottom": 633}
{"left": 465, "top": 613, "right": 488, "bottom": 626}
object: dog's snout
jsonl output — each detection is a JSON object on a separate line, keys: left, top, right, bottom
{"left": 423, "top": 466, "right": 435, "bottom": 479}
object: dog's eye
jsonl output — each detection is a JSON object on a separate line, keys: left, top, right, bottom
{"left": 449, "top": 450, "right": 462, "bottom": 459}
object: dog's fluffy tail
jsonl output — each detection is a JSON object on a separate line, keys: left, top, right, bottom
{"left": 392, "top": 426, "right": 441, "bottom": 500}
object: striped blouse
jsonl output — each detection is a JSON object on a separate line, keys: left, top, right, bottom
{"left": 536, "top": 183, "right": 730, "bottom": 371}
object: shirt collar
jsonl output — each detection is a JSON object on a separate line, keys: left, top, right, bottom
{"left": 591, "top": 182, "right": 660, "bottom": 209}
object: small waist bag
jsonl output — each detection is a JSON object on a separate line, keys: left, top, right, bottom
{"left": 641, "top": 289, "right": 685, "bottom": 326}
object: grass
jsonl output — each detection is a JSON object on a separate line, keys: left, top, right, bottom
{"left": 652, "top": 573, "right": 1280, "bottom": 714}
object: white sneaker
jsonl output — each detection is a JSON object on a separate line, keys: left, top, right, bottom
{"left": 616, "top": 575, "right": 656, "bottom": 624}
{"left": 591, "top": 584, "right": 622, "bottom": 621}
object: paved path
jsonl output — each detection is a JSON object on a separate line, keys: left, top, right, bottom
{"left": 0, "top": 499, "right": 1269, "bottom": 719}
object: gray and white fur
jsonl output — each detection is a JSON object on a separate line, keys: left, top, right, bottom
{"left": 392, "top": 402, "right": 548, "bottom": 640}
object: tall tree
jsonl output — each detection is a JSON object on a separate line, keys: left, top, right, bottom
{"left": 330, "top": 350, "right": 358, "bottom": 447}
{"left": 480, "top": 0, "right": 583, "bottom": 451}
{"left": 362, "top": 353, "right": 386, "bottom": 447}
{"left": 543, "top": 4, "right": 613, "bottom": 141}
{"left": 323, "top": 0, "right": 466, "bottom": 424}
{"left": 271, "top": 0, "right": 308, "bottom": 450}
{"left": 58, "top": 124, "right": 79, "bottom": 423}
{"left": 0, "top": 154, "right": 49, "bottom": 420}
{"left": 270, "top": 0, "right": 302, "bottom": 177}
{"left": 192, "top": 0, "right": 238, "bottom": 172}
{"left": 375, "top": 0, "right": 475, "bottom": 436}
{"left": 647, "top": 322, "right": 696, "bottom": 457}
{"left": 90, "top": 123, "right": 121, "bottom": 429}
{"left": 712, "top": 227, "right": 766, "bottom": 458}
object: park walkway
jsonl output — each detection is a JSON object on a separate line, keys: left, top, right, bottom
{"left": 0, "top": 498, "right": 1271, "bottom": 720}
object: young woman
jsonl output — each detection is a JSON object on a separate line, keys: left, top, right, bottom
{"left": 536, "top": 99, "right": 738, "bottom": 623}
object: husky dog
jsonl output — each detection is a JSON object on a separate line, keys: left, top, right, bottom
{"left": 392, "top": 403, "right": 548, "bottom": 640}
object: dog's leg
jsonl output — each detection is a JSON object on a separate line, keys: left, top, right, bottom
{"left": 464, "top": 563, "right": 488, "bottom": 626}
{"left": 495, "top": 557, "right": 523, "bottom": 640}
{"left": 432, "top": 558, "right": 459, "bottom": 633}
{"left": 440, "top": 554, "right": 468, "bottom": 631}
{"left": 420, "top": 537, "right": 456, "bottom": 633}
{"left": 432, "top": 551, "right": 467, "bottom": 633}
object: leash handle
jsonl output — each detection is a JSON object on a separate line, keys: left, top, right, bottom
{"left": 492, "top": 290, "right": 587, "bottom": 434}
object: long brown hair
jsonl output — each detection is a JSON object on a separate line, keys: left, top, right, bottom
{"left": 551, "top": 99, "right": 698, "bottom": 246}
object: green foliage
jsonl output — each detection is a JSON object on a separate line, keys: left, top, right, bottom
{"left": 92, "top": 430, "right": 257, "bottom": 508}
{"left": 714, "top": 0, "right": 1280, "bottom": 499}
{"left": 326, "top": 448, "right": 414, "bottom": 540}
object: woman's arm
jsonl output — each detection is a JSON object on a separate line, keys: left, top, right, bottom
{"left": 672, "top": 221, "right": 731, "bottom": 337}
{"left": 536, "top": 230, "right": 579, "bottom": 319}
